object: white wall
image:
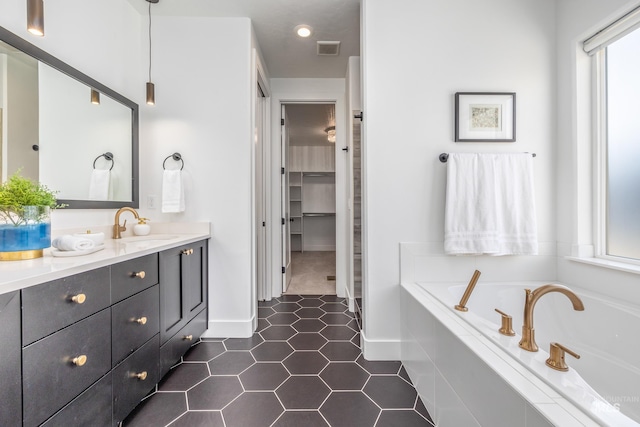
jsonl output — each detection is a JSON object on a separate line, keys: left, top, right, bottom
{"left": 556, "top": 0, "right": 640, "bottom": 304}
{"left": 139, "top": 16, "right": 255, "bottom": 337}
{"left": 0, "top": 3, "right": 259, "bottom": 337}
{"left": 361, "top": 0, "right": 557, "bottom": 359}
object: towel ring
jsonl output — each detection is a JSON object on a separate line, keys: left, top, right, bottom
{"left": 163, "top": 153, "right": 184, "bottom": 170}
{"left": 93, "top": 152, "right": 114, "bottom": 170}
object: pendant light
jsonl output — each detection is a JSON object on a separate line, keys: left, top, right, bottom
{"left": 91, "top": 89, "right": 100, "bottom": 105}
{"left": 325, "top": 126, "right": 336, "bottom": 143}
{"left": 27, "top": 0, "right": 45, "bottom": 37}
{"left": 146, "top": 0, "right": 158, "bottom": 105}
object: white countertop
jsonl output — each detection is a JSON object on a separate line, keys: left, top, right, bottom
{"left": 0, "top": 222, "right": 210, "bottom": 295}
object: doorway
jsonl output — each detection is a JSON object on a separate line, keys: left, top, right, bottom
{"left": 282, "top": 103, "right": 337, "bottom": 295}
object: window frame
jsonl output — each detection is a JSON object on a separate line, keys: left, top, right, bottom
{"left": 593, "top": 44, "right": 640, "bottom": 266}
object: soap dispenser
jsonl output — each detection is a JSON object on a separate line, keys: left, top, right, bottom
{"left": 133, "top": 218, "right": 151, "bottom": 236}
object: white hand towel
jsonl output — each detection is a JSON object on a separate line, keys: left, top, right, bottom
{"left": 162, "top": 169, "right": 185, "bottom": 213}
{"left": 52, "top": 235, "right": 96, "bottom": 251}
{"left": 89, "top": 169, "right": 110, "bottom": 200}
{"left": 444, "top": 153, "right": 538, "bottom": 256}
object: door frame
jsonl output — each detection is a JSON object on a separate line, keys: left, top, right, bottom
{"left": 251, "top": 48, "right": 271, "bottom": 324}
{"left": 268, "top": 90, "right": 349, "bottom": 301}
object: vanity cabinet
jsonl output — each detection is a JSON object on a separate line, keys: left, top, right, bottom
{"left": 0, "top": 291, "right": 21, "bottom": 427}
{"left": 159, "top": 240, "right": 208, "bottom": 375}
{"left": 0, "top": 237, "right": 208, "bottom": 427}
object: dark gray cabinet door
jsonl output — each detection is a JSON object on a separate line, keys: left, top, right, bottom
{"left": 183, "top": 240, "right": 207, "bottom": 320}
{"left": 23, "top": 308, "right": 112, "bottom": 427}
{"left": 159, "top": 309, "right": 206, "bottom": 377}
{"left": 112, "top": 285, "right": 160, "bottom": 366}
{"left": 111, "top": 253, "right": 159, "bottom": 303}
{"left": 22, "top": 267, "right": 110, "bottom": 345}
{"left": 159, "top": 240, "right": 207, "bottom": 345}
{"left": 112, "top": 334, "right": 159, "bottom": 424}
{"left": 40, "top": 373, "right": 113, "bottom": 427}
{"left": 0, "top": 291, "right": 21, "bottom": 427}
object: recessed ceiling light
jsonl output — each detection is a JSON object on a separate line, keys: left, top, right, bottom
{"left": 295, "top": 25, "right": 313, "bottom": 38}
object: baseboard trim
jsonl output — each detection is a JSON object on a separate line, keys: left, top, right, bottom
{"left": 202, "top": 317, "right": 255, "bottom": 339}
{"left": 361, "top": 330, "right": 401, "bottom": 361}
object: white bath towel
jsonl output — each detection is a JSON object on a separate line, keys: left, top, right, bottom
{"left": 162, "top": 169, "right": 185, "bottom": 213}
{"left": 89, "top": 169, "right": 110, "bottom": 200}
{"left": 444, "top": 153, "right": 538, "bottom": 256}
{"left": 52, "top": 235, "right": 96, "bottom": 251}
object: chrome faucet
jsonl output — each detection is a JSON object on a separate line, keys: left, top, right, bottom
{"left": 518, "top": 284, "right": 584, "bottom": 352}
{"left": 113, "top": 207, "right": 139, "bottom": 239}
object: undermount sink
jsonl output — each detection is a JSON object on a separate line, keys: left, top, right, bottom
{"left": 118, "top": 235, "right": 178, "bottom": 244}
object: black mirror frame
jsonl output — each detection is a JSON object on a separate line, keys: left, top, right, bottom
{"left": 0, "top": 25, "right": 139, "bottom": 209}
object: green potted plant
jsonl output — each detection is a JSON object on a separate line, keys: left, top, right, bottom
{"left": 0, "top": 171, "right": 64, "bottom": 260}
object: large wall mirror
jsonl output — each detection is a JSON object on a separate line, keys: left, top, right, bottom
{"left": 0, "top": 26, "right": 139, "bottom": 209}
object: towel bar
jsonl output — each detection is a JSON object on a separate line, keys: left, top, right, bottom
{"left": 163, "top": 153, "right": 184, "bottom": 170}
{"left": 439, "top": 152, "right": 536, "bottom": 163}
{"left": 93, "top": 152, "right": 114, "bottom": 170}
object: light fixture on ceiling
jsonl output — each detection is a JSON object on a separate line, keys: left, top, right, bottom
{"left": 91, "top": 89, "right": 100, "bottom": 105}
{"left": 26, "top": 0, "right": 44, "bottom": 37}
{"left": 146, "top": 0, "right": 159, "bottom": 105}
{"left": 294, "top": 25, "right": 313, "bottom": 38}
{"left": 325, "top": 126, "right": 336, "bottom": 143}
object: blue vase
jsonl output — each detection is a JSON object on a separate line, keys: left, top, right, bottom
{"left": 0, "top": 206, "right": 51, "bottom": 260}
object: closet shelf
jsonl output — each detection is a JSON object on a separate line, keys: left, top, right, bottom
{"left": 303, "top": 172, "right": 335, "bottom": 177}
{"left": 303, "top": 212, "right": 336, "bottom": 217}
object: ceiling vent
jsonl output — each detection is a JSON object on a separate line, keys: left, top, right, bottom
{"left": 317, "top": 41, "right": 341, "bottom": 56}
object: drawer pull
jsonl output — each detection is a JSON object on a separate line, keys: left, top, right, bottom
{"left": 135, "top": 371, "right": 148, "bottom": 381}
{"left": 132, "top": 271, "right": 146, "bottom": 279}
{"left": 71, "top": 355, "right": 88, "bottom": 366}
{"left": 182, "top": 248, "right": 194, "bottom": 256}
{"left": 71, "top": 293, "right": 87, "bottom": 304}
{"left": 135, "top": 316, "right": 148, "bottom": 325}
{"left": 183, "top": 334, "right": 193, "bottom": 341}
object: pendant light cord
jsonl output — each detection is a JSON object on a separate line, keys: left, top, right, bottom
{"left": 148, "top": 1, "right": 152, "bottom": 82}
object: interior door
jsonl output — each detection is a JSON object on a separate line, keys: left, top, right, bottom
{"left": 281, "top": 104, "right": 292, "bottom": 292}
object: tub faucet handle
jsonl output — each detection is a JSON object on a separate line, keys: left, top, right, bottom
{"left": 494, "top": 308, "right": 516, "bottom": 336}
{"left": 546, "top": 342, "right": 580, "bottom": 372}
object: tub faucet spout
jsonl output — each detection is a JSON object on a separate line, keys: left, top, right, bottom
{"left": 518, "top": 284, "right": 584, "bottom": 352}
{"left": 454, "top": 270, "right": 481, "bottom": 312}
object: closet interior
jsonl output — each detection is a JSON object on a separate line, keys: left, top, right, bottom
{"left": 284, "top": 104, "right": 336, "bottom": 295}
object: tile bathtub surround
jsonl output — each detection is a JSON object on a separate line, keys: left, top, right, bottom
{"left": 124, "top": 295, "right": 434, "bottom": 427}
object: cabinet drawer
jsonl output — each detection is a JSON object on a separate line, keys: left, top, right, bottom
{"left": 22, "top": 267, "right": 110, "bottom": 345}
{"left": 113, "top": 334, "right": 159, "bottom": 423}
{"left": 0, "top": 291, "right": 22, "bottom": 427}
{"left": 23, "top": 308, "right": 111, "bottom": 427}
{"left": 41, "top": 373, "right": 113, "bottom": 427}
{"left": 160, "top": 308, "right": 206, "bottom": 377}
{"left": 111, "top": 253, "right": 159, "bottom": 303}
{"left": 112, "top": 285, "right": 160, "bottom": 366}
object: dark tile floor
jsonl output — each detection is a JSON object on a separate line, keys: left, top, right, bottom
{"left": 124, "top": 295, "right": 434, "bottom": 427}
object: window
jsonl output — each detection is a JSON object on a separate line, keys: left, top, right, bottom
{"left": 591, "top": 23, "right": 640, "bottom": 262}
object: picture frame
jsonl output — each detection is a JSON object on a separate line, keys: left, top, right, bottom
{"left": 454, "top": 92, "right": 516, "bottom": 142}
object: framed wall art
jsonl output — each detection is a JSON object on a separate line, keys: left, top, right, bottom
{"left": 454, "top": 92, "right": 516, "bottom": 142}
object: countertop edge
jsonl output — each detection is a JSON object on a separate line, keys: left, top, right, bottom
{"left": 0, "top": 232, "right": 210, "bottom": 295}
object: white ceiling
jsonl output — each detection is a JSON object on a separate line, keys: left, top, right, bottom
{"left": 125, "top": 0, "right": 357, "bottom": 146}
{"left": 126, "top": 0, "right": 361, "bottom": 79}
{"left": 285, "top": 104, "right": 336, "bottom": 147}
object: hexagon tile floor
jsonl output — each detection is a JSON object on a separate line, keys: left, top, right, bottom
{"left": 124, "top": 295, "right": 434, "bottom": 427}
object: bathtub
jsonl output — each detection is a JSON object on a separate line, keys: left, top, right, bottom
{"left": 400, "top": 281, "right": 640, "bottom": 426}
